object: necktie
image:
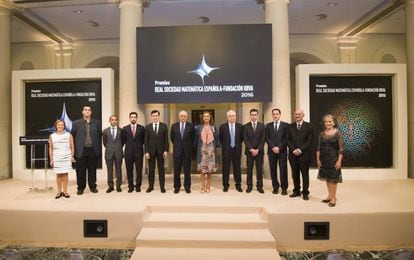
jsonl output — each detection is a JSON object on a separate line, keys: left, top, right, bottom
{"left": 230, "top": 124, "right": 235, "bottom": 148}
{"left": 132, "top": 125, "right": 136, "bottom": 137}
{"left": 180, "top": 123, "right": 185, "bottom": 139}
{"left": 275, "top": 121, "right": 279, "bottom": 131}
{"left": 252, "top": 123, "right": 256, "bottom": 132}
{"left": 111, "top": 127, "right": 116, "bottom": 140}
{"left": 297, "top": 123, "right": 301, "bottom": 130}
{"left": 155, "top": 124, "right": 158, "bottom": 135}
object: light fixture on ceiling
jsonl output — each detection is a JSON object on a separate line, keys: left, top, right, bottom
{"left": 86, "top": 20, "right": 100, "bottom": 27}
{"left": 326, "top": 2, "right": 338, "bottom": 7}
{"left": 73, "top": 10, "right": 83, "bottom": 14}
{"left": 195, "top": 16, "right": 210, "bottom": 24}
{"left": 315, "top": 13, "right": 328, "bottom": 20}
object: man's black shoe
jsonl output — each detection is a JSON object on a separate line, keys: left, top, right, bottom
{"left": 303, "top": 195, "right": 309, "bottom": 201}
{"left": 146, "top": 187, "right": 153, "bottom": 193}
{"left": 161, "top": 188, "right": 166, "bottom": 193}
{"left": 257, "top": 188, "right": 265, "bottom": 194}
{"left": 77, "top": 190, "right": 83, "bottom": 195}
{"left": 236, "top": 187, "right": 243, "bottom": 193}
{"left": 174, "top": 189, "right": 179, "bottom": 194}
{"left": 223, "top": 187, "right": 229, "bottom": 192}
{"left": 106, "top": 187, "right": 114, "bottom": 193}
{"left": 289, "top": 192, "right": 301, "bottom": 198}
{"left": 281, "top": 189, "right": 288, "bottom": 196}
{"left": 91, "top": 188, "right": 98, "bottom": 193}
{"left": 116, "top": 187, "right": 122, "bottom": 192}
{"left": 185, "top": 188, "right": 191, "bottom": 194}
{"left": 246, "top": 187, "right": 253, "bottom": 193}
{"left": 272, "top": 189, "right": 279, "bottom": 194}
{"left": 128, "top": 187, "right": 134, "bottom": 193}
{"left": 136, "top": 186, "right": 141, "bottom": 192}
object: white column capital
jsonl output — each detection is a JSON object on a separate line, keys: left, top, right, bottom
{"left": 119, "top": 0, "right": 149, "bottom": 8}
{"left": 256, "top": 0, "right": 290, "bottom": 5}
{"left": 337, "top": 36, "right": 360, "bottom": 50}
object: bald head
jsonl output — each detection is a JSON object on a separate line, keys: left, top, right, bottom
{"left": 293, "top": 109, "right": 305, "bottom": 123}
{"left": 178, "top": 110, "right": 188, "bottom": 123}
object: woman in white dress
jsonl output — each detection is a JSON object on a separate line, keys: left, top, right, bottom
{"left": 48, "top": 119, "right": 75, "bottom": 199}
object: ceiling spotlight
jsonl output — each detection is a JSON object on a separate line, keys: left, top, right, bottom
{"left": 326, "top": 2, "right": 338, "bottom": 7}
{"left": 73, "top": 10, "right": 83, "bottom": 14}
{"left": 195, "top": 16, "right": 210, "bottom": 24}
{"left": 315, "top": 13, "right": 328, "bottom": 20}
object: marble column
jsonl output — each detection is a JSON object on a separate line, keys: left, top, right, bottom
{"left": 119, "top": 0, "right": 146, "bottom": 126}
{"left": 0, "top": 3, "right": 12, "bottom": 179}
{"left": 406, "top": 0, "right": 414, "bottom": 178}
{"left": 261, "top": 0, "right": 291, "bottom": 124}
{"left": 337, "top": 36, "right": 359, "bottom": 63}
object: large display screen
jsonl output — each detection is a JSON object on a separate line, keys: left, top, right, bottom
{"left": 25, "top": 81, "right": 102, "bottom": 168}
{"left": 137, "top": 24, "right": 272, "bottom": 103}
{"left": 309, "top": 76, "right": 393, "bottom": 168}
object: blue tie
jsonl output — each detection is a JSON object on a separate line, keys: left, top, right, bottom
{"left": 111, "top": 128, "right": 116, "bottom": 140}
{"left": 180, "top": 123, "right": 185, "bottom": 139}
{"left": 230, "top": 124, "right": 235, "bottom": 148}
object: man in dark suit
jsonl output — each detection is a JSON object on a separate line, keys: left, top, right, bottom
{"left": 243, "top": 108, "right": 265, "bottom": 193}
{"left": 102, "top": 115, "right": 123, "bottom": 193}
{"left": 287, "top": 109, "right": 314, "bottom": 200}
{"left": 122, "top": 112, "right": 145, "bottom": 193}
{"left": 71, "top": 105, "right": 102, "bottom": 195}
{"left": 265, "top": 108, "right": 289, "bottom": 195}
{"left": 219, "top": 110, "right": 244, "bottom": 192}
{"left": 145, "top": 110, "right": 169, "bottom": 193}
{"left": 170, "top": 110, "right": 195, "bottom": 194}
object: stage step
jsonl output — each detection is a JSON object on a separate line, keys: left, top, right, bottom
{"left": 130, "top": 247, "right": 281, "bottom": 260}
{"left": 131, "top": 206, "right": 280, "bottom": 260}
{"left": 136, "top": 227, "right": 276, "bottom": 248}
{"left": 141, "top": 206, "right": 268, "bottom": 229}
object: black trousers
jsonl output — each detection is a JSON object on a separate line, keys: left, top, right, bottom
{"left": 246, "top": 153, "right": 263, "bottom": 189}
{"left": 105, "top": 155, "right": 122, "bottom": 188}
{"left": 125, "top": 153, "right": 143, "bottom": 189}
{"left": 173, "top": 152, "right": 192, "bottom": 190}
{"left": 289, "top": 157, "right": 310, "bottom": 195}
{"left": 148, "top": 151, "right": 165, "bottom": 189}
{"left": 268, "top": 153, "right": 288, "bottom": 190}
{"left": 76, "top": 147, "right": 98, "bottom": 191}
{"left": 222, "top": 148, "right": 242, "bottom": 189}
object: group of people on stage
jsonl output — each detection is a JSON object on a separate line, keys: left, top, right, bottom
{"left": 48, "top": 105, "right": 344, "bottom": 207}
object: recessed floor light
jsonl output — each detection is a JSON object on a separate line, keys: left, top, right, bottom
{"left": 73, "top": 10, "right": 83, "bottom": 14}
{"left": 327, "top": 2, "right": 338, "bottom": 7}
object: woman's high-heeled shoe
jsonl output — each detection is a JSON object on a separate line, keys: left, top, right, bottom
{"left": 322, "top": 198, "right": 331, "bottom": 203}
{"left": 55, "top": 192, "right": 63, "bottom": 199}
{"left": 328, "top": 199, "right": 337, "bottom": 207}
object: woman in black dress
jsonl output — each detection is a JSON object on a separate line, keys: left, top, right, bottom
{"left": 316, "top": 114, "right": 344, "bottom": 207}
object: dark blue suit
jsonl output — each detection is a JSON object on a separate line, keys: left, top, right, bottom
{"left": 219, "top": 122, "right": 244, "bottom": 189}
{"left": 170, "top": 121, "right": 195, "bottom": 190}
{"left": 265, "top": 121, "right": 288, "bottom": 191}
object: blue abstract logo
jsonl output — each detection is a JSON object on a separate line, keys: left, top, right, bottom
{"left": 39, "top": 102, "right": 73, "bottom": 133}
{"left": 188, "top": 54, "right": 220, "bottom": 85}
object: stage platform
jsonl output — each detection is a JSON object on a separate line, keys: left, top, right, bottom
{"left": 0, "top": 176, "right": 413, "bottom": 259}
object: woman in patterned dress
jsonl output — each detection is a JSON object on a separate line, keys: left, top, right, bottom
{"left": 316, "top": 114, "right": 344, "bottom": 207}
{"left": 195, "top": 111, "right": 218, "bottom": 193}
{"left": 48, "top": 119, "right": 75, "bottom": 199}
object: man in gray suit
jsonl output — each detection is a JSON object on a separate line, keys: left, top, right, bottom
{"left": 103, "top": 115, "right": 124, "bottom": 193}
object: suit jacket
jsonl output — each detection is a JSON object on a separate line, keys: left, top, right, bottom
{"left": 287, "top": 121, "right": 314, "bottom": 161}
{"left": 122, "top": 124, "right": 145, "bottom": 159}
{"left": 265, "top": 121, "right": 289, "bottom": 155}
{"left": 219, "top": 122, "right": 244, "bottom": 158}
{"left": 71, "top": 118, "right": 102, "bottom": 158}
{"left": 170, "top": 121, "right": 195, "bottom": 158}
{"left": 243, "top": 122, "right": 265, "bottom": 155}
{"left": 145, "top": 122, "right": 169, "bottom": 156}
{"left": 102, "top": 126, "right": 123, "bottom": 160}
